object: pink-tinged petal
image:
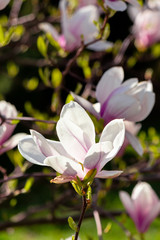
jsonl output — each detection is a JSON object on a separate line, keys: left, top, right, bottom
{"left": 122, "top": 78, "right": 138, "bottom": 88}
{"left": 57, "top": 119, "right": 89, "bottom": 162}
{"left": 104, "top": 0, "right": 127, "bottom": 11}
{"left": 18, "top": 135, "right": 46, "bottom": 165}
{"left": 102, "top": 94, "right": 141, "bottom": 122}
{"left": 30, "top": 130, "right": 71, "bottom": 158}
{"left": 87, "top": 40, "right": 113, "bottom": 51}
{"left": 68, "top": 5, "right": 98, "bottom": 44}
{"left": 132, "top": 91, "right": 155, "bottom": 122}
{"left": 44, "top": 155, "right": 83, "bottom": 176}
{"left": 39, "top": 23, "right": 59, "bottom": 41}
{"left": 96, "top": 170, "right": 123, "bottom": 179}
{"left": 125, "top": 130, "right": 143, "bottom": 156}
{"left": 71, "top": 93, "right": 100, "bottom": 119}
{"left": 140, "top": 202, "right": 160, "bottom": 233}
{"left": 0, "top": 101, "right": 18, "bottom": 145}
{"left": 119, "top": 191, "right": 137, "bottom": 221}
{"left": 98, "top": 119, "right": 125, "bottom": 170}
{"left": 0, "top": 133, "right": 27, "bottom": 155}
{"left": 84, "top": 141, "right": 113, "bottom": 170}
{"left": 100, "top": 119, "right": 125, "bottom": 143}
{"left": 60, "top": 0, "right": 76, "bottom": 46}
{"left": 60, "top": 101, "right": 95, "bottom": 146}
{"left": 0, "top": 0, "right": 10, "bottom": 10}
{"left": 51, "top": 175, "right": 74, "bottom": 184}
{"left": 132, "top": 182, "right": 159, "bottom": 209}
{"left": 96, "top": 67, "right": 124, "bottom": 105}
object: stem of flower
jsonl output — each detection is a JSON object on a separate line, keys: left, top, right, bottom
{"left": 74, "top": 194, "right": 88, "bottom": 240}
{"left": 139, "top": 233, "right": 145, "bottom": 240}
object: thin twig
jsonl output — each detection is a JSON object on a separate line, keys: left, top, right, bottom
{"left": 75, "top": 194, "right": 88, "bottom": 240}
{"left": 0, "top": 115, "right": 56, "bottom": 125}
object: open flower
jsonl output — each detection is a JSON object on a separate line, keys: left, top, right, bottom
{"left": 0, "top": 100, "right": 26, "bottom": 155}
{"left": 72, "top": 66, "right": 155, "bottom": 155}
{"left": 0, "top": 0, "right": 10, "bottom": 10}
{"left": 39, "top": 0, "right": 112, "bottom": 52}
{"left": 18, "top": 101, "right": 125, "bottom": 184}
{"left": 132, "top": 9, "right": 160, "bottom": 49}
{"left": 119, "top": 182, "right": 160, "bottom": 233}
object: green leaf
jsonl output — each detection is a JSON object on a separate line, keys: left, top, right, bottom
{"left": 24, "top": 177, "right": 34, "bottom": 192}
{"left": 83, "top": 169, "right": 97, "bottom": 186}
{"left": 0, "top": 25, "right": 4, "bottom": 44}
{"left": 71, "top": 181, "right": 83, "bottom": 196}
{"left": 86, "top": 185, "right": 92, "bottom": 202}
{"left": 37, "top": 36, "right": 47, "bottom": 57}
{"left": 51, "top": 68, "right": 62, "bottom": 88}
{"left": 68, "top": 217, "right": 77, "bottom": 231}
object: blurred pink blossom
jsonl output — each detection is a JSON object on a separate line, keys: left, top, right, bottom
{"left": 18, "top": 101, "right": 125, "bottom": 184}
{"left": 72, "top": 66, "right": 155, "bottom": 155}
{"left": 0, "top": 100, "right": 26, "bottom": 155}
{"left": 39, "top": 0, "right": 112, "bottom": 52}
{"left": 133, "top": 9, "right": 160, "bottom": 49}
{"left": 120, "top": 182, "right": 160, "bottom": 233}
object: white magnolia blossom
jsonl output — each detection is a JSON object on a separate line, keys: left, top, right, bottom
{"left": 147, "top": 0, "right": 160, "bottom": 10}
{"left": 120, "top": 182, "right": 160, "bottom": 233}
{"left": 39, "top": 0, "right": 113, "bottom": 52}
{"left": 18, "top": 101, "right": 125, "bottom": 184}
{"left": 0, "top": 100, "right": 26, "bottom": 155}
{"left": 72, "top": 66, "right": 155, "bottom": 155}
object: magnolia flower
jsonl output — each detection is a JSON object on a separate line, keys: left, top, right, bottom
{"left": 0, "top": 100, "right": 26, "bottom": 155}
{"left": 0, "top": 0, "right": 10, "bottom": 10}
{"left": 119, "top": 182, "right": 160, "bottom": 233}
{"left": 128, "top": 5, "right": 160, "bottom": 49}
{"left": 133, "top": 9, "right": 160, "bottom": 49}
{"left": 117, "top": 121, "right": 141, "bottom": 156}
{"left": 147, "top": 0, "right": 160, "bottom": 10}
{"left": 72, "top": 66, "right": 155, "bottom": 155}
{"left": 18, "top": 101, "right": 125, "bottom": 184}
{"left": 104, "top": 0, "right": 139, "bottom": 12}
{"left": 39, "top": 0, "right": 112, "bottom": 52}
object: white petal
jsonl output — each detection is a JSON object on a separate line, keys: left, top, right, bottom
{"left": 18, "top": 135, "right": 46, "bottom": 165}
{"left": 87, "top": 40, "right": 113, "bottom": 51}
{"left": 60, "top": 101, "right": 95, "bottom": 145}
{"left": 132, "top": 91, "right": 155, "bottom": 122}
{"left": 57, "top": 119, "right": 89, "bottom": 162}
{"left": 39, "top": 23, "right": 59, "bottom": 41}
{"left": 69, "top": 5, "right": 99, "bottom": 43}
{"left": 30, "top": 130, "right": 70, "bottom": 158}
{"left": 119, "top": 191, "right": 136, "bottom": 220}
{"left": 0, "top": 133, "right": 27, "bottom": 155}
{"left": 0, "top": 0, "right": 10, "bottom": 10}
{"left": 99, "top": 119, "right": 125, "bottom": 170}
{"left": 104, "top": 0, "right": 127, "bottom": 11}
{"left": 71, "top": 93, "right": 100, "bottom": 119}
{"left": 44, "top": 155, "right": 83, "bottom": 176}
{"left": 125, "top": 130, "right": 143, "bottom": 156}
{"left": 96, "top": 170, "right": 123, "bottom": 179}
{"left": 84, "top": 141, "right": 113, "bottom": 170}
{"left": 96, "top": 67, "right": 124, "bottom": 105}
